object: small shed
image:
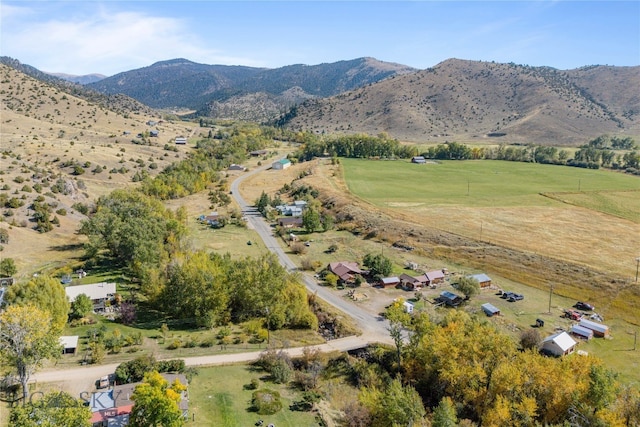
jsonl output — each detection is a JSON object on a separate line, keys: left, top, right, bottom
{"left": 570, "top": 324, "right": 594, "bottom": 340}
{"left": 403, "top": 301, "right": 414, "bottom": 313}
{"left": 579, "top": 319, "right": 610, "bottom": 338}
{"left": 468, "top": 273, "right": 492, "bottom": 288}
{"left": 228, "top": 164, "right": 246, "bottom": 171}
{"left": 272, "top": 159, "right": 291, "bottom": 170}
{"left": 149, "top": 129, "right": 159, "bottom": 137}
{"left": 379, "top": 277, "right": 401, "bottom": 288}
{"left": 59, "top": 335, "right": 79, "bottom": 355}
{"left": 481, "top": 303, "right": 500, "bottom": 317}
{"left": 437, "top": 291, "right": 463, "bottom": 307}
{"left": 175, "top": 137, "right": 187, "bottom": 144}
{"left": 541, "top": 331, "right": 577, "bottom": 357}
{"left": 411, "top": 156, "right": 427, "bottom": 164}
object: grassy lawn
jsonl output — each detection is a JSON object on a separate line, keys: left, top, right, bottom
{"left": 57, "top": 311, "right": 324, "bottom": 369}
{"left": 188, "top": 364, "right": 321, "bottom": 427}
{"left": 342, "top": 158, "right": 640, "bottom": 209}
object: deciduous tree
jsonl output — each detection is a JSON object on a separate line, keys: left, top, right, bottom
{"left": 9, "top": 391, "right": 91, "bottom": 427}
{"left": 363, "top": 253, "right": 393, "bottom": 279}
{"left": 0, "top": 257, "right": 16, "bottom": 276}
{"left": 455, "top": 276, "right": 480, "bottom": 299}
{"left": 69, "top": 293, "right": 93, "bottom": 320}
{"left": 5, "top": 275, "right": 69, "bottom": 333}
{"left": 130, "top": 371, "right": 186, "bottom": 427}
{"left": 0, "top": 305, "right": 60, "bottom": 403}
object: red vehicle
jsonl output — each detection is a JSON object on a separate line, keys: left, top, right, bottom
{"left": 563, "top": 309, "right": 582, "bottom": 321}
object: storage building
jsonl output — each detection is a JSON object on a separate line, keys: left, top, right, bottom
{"left": 579, "top": 319, "right": 610, "bottom": 338}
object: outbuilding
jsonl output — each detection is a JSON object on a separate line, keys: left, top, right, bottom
{"left": 272, "top": 159, "right": 291, "bottom": 170}
{"left": 379, "top": 277, "right": 401, "bottom": 288}
{"left": 570, "top": 324, "right": 594, "bottom": 340}
{"left": 481, "top": 302, "right": 500, "bottom": 317}
{"left": 411, "top": 156, "right": 426, "bottom": 164}
{"left": 403, "top": 301, "right": 414, "bottom": 313}
{"left": 541, "top": 331, "right": 577, "bottom": 357}
{"left": 468, "top": 273, "right": 492, "bottom": 288}
{"left": 175, "top": 137, "right": 187, "bottom": 144}
{"left": 437, "top": 291, "right": 463, "bottom": 307}
{"left": 579, "top": 319, "right": 610, "bottom": 338}
{"left": 59, "top": 335, "right": 79, "bottom": 355}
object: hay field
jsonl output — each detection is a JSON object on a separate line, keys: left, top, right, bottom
{"left": 342, "top": 159, "right": 640, "bottom": 280}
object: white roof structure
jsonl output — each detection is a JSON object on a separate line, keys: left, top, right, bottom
{"left": 65, "top": 282, "right": 116, "bottom": 302}
{"left": 542, "top": 331, "right": 577, "bottom": 356}
{"left": 381, "top": 277, "right": 400, "bottom": 285}
{"left": 59, "top": 335, "right": 79, "bottom": 349}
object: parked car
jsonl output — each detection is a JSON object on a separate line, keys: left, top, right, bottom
{"left": 97, "top": 375, "right": 110, "bottom": 389}
{"left": 508, "top": 293, "right": 524, "bottom": 302}
{"left": 500, "top": 292, "right": 514, "bottom": 299}
{"left": 575, "top": 302, "right": 594, "bottom": 311}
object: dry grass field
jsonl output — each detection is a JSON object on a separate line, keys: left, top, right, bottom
{"left": 0, "top": 64, "right": 207, "bottom": 276}
{"left": 243, "top": 158, "right": 640, "bottom": 323}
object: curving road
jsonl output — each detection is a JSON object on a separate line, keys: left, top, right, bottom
{"left": 231, "top": 161, "right": 393, "bottom": 340}
{"left": 31, "top": 161, "right": 392, "bottom": 387}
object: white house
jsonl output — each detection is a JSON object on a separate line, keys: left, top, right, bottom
{"left": 272, "top": 159, "right": 292, "bottom": 170}
{"left": 541, "top": 331, "right": 577, "bottom": 357}
{"left": 65, "top": 282, "right": 116, "bottom": 311}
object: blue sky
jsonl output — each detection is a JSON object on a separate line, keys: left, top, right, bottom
{"left": 1, "top": 1, "right": 638, "bottom": 76}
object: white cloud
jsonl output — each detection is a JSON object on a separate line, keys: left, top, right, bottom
{"left": 1, "top": 6, "right": 260, "bottom": 75}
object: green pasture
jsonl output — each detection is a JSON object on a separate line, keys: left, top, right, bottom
{"left": 342, "top": 158, "right": 640, "bottom": 210}
{"left": 189, "top": 364, "right": 321, "bottom": 427}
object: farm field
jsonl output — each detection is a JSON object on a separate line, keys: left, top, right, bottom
{"left": 341, "top": 158, "right": 640, "bottom": 281}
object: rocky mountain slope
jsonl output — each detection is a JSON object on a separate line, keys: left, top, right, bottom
{"left": 0, "top": 56, "right": 155, "bottom": 116}
{"left": 280, "top": 59, "right": 640, "bottom": 145}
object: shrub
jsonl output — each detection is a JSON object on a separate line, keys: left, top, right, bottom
{"left": 156, "top": 359, "right": 186, "bottom": 373}
{"left": 290, "top": 242, "right": 307, "bottom": 255}
{"left": 251, "top": 389, "right": 283, "bottom": 415}
{"left": 271, "top": 358, "right": 293, "bottom": 384}
{"left": 199, "top": 337, "right": 215, "bottom": 348}
{"left": 55, "top": 208, "right": 67, "bottom": 216}
{"left": 167, "top": 339, "right": 182, "bottom": 350}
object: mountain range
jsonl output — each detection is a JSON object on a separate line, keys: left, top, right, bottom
{"left": 280, "top": 59, "right": 640, "bottom": 145}
{"left": 3, "top": 55, "right": 639, "bottom": 145}
{"left": 86, "top": 57, "right": 416, "bottom": 120}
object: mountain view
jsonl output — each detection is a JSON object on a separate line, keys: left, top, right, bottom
{"left": 69, "top": 56, "right": 640, "bottom": 145}
{"left": 1, "top": 52, "right": 639, "bottom": 427}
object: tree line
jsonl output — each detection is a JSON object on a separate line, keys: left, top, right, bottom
{"left": 345, "top": 307, "right": 640, "bottom": 426}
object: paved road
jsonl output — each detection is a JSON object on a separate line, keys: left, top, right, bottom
{"left": 31, "top": 161, "right": 392, "bottom": 386}
{"left": 230, "top": 161, "right": 393, "bottom": 339}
